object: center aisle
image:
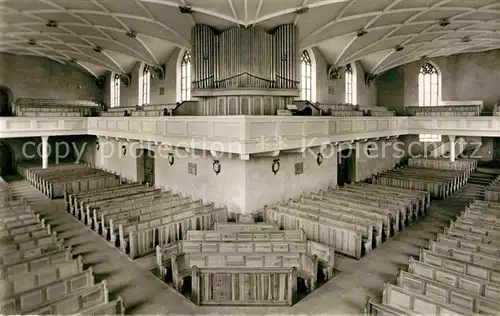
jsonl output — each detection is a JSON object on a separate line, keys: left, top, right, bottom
{"left": 8, "top": 179, "right": 484, "bottom": 314}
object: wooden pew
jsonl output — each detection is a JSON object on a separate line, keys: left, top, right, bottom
{"left": 288, "top": 200, "right": 386, "bottom": 242}
{"left": 171, "top": 252, "right": 315, "bottom": 306}
{"left": 123, "top": 206, "right": 227, "bottom": 258}
{"left": 276, "top": 203, "right": 376, "bottom": 250}
{"left": 211, "top": 222, "right": 279, "bottom": 231}
{"left": 364, "top": 297, "right": 416, "bottom": 316}
{"left": 380, "top": 283, "right": 475, "bottom": 315}
{"left": 436, "top": 233, "right": 500, "bottom": 257}
{"left": 429, "top": 240, "right": 500, "bottom": 270}
{"left": 405, "top": 104, "right": 481, "bottom": 116}
{"left": 343, "top": 183, "right": 428, "bottom": 217}
{"left": 78, "top": 186, "right": 165, "bottom": 225}
{"left": 79, "top": 187, "right": 161, "bottom": 223}
{"left": 419, "top": 248, "right": 500, "bottom": 283}
{"left": 299, "top": 196, "right": 393, "bottom": 237}
{"left": 1, "top": 268, "right": 95, "bottom": 313}
{"left": 310, "top": 192, "right": 404, "bottom": 227}
{"left": 350, "top": 183, "right": 431, "bottom": 211}
{"left": 24, "top": 280, "right": 112, "bottom": 315}
{"left": 0, "top": 256, "right": 84, "bottom": 297}
{"left": 265, "top": 206, "right": 366, "bottom": 259}
{"left": 66, "top": 182, "right": 143, "bottom": 214}
{"left": 397, "top": 269, "right": 500, "bottom": 313}
{"left": 408, "top": 257, "right": 500, "bottom": 300}
{"left": 108, "top": 198, "right": 199, "bottom": 244}
{"left": 96, "top": 194, "right": 186, "bottom": 236}
{"left": 0, "top": 246, "right": 73, "bottom": 280}
{"left": 408, "top": 158, "right": 477, "bottom": 176}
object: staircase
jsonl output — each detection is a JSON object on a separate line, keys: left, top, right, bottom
{"left": 468, "top": 169, "right": 498, "bottom": 185}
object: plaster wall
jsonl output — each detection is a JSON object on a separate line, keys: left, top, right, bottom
{"left": 0, "top": 53, "right": 103, "bottom": 102}
{"left": 377, "top": 50, "right": 500, "bottom": 112}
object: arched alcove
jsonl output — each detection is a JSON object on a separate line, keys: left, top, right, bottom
{"left": 0, "top": 86, "right": 14, "bottom": 116}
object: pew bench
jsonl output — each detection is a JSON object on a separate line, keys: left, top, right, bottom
{"left": 408, "top": 257, "right": 500, "bottom": 301}
{"left": 172, "top": 252, "right": 317, "bottom": 306}
{"left": 123, "top": 206, "right": 227, "bottom": 259}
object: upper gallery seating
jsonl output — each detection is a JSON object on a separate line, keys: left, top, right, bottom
{"left": 316, "top": 103, "right": 395, "bottom": 117}
{"left": 101, "top": 101, "right": 198, "bottom": 117}
{"left": 265, "top": 182, "right": 429, "bottom": 260}
{"left": 0, "top": 180, "right": 125, "bottom": 315}
{"left": 365, "top": 199, "right": 500, "bottom": 315}
{"left": 14, "top": 98, "right": 101, "bottom": 117}
{"left": 372, "top": 158, "right": 475, "bottom": 199}
{"left": 155, "top": 222, "right": 334, "bottom": 306}
{"left": 405, "top": 104, "right": 482, "bottom": 117}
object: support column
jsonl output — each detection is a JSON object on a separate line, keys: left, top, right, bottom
{"left": 41, "top": 136, "right": 49, "bottom": 169}
{"left": 449, "top": 135, "right": 456, "bottom": 162}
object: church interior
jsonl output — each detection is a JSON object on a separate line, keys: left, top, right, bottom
{"left": 2, "top": 0, "right": 500, "bottom": 314}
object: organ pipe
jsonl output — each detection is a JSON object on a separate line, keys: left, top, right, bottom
{"left": 192, "top": 24, "right": 298, "bottom": 90}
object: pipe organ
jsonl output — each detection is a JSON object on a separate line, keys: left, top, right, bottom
{"left": 190, "top": 24, "right": 300, "bottom": 116}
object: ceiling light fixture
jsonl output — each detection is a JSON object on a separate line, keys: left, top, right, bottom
{"left": 28, "top": 39, "right": 37, "bottom": 45}
{"left": 93, "top": 46, "right": 102, "bottom": 53}
{"left": 296, "top": 6, "right": 309, "bottom": 14}
{"left": 46, "top": 20, "right": 58, "bottom": 28}
{"left": 395, "top": 45, "right": 404, "bottom": 52}
{"left": 179, "top": 5, "right": 193, "bottom": 14}
{"left": 126, "top": 31, "right": 137, "bottom": 38}
{"left": 461, "top": 36, "right": 471, "bottom": 43}
{"left": 357, "top": 30, "right": 368, "bottom": 37}
{"left": 438, "top": 19, "right": 450, "bottom": 27}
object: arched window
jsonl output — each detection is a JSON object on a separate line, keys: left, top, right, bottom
{"left": 141, "top": 65, "right": 151, "bottom": 105}
{"left": 345, "top": 63, "right": 357, "bottom": 104}
{"left": 181, "top": 51, "right": 191, "bottom": 101}
{"left": 300, "top": 50, "right": 312, "bottom": 101}
{"left": 418, "top": 62, "right": 441, "bottom": 142}
{"left": 112, "top": 74, "right": 120, "bottom": 108}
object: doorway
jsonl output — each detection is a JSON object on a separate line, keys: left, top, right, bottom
{"left": 0, "top": 87, "right": 12, "bottom": 116}
{"left": 136, "top": 149, "right": 155, "bottom": 185}
{"left": 337, "top": 149, "right": 355, "bottom": 186}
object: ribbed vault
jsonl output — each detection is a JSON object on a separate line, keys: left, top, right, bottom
{"left": 1, "top": 0, "right": 499, "bottom": 76}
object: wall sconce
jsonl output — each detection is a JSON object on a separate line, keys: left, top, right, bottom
{"left": 122, "top": 145, "right": 127, "bottom": 156}
{"left": 168, "top": 153, "right": 175, "bottom": 166}
{"left": 272, "top": 159, "right": 280, "bottom": 175}
{"left": 96, "top": 141, "right": 100, "bottom": 150}
{"left": 213, "top": 160, "right": 221, "bottom": 175}
{"left": 317, "top": 153, "right": 323, "bottom": 166}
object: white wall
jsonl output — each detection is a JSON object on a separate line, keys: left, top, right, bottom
{"left": 245, "top": 146, "right": 337, "bottom": 213}
{"left": 155, "top": 150, "right": 246, "bottom": 213}
{"left": 354, "top": 139, "right": 403, "bottom": 182}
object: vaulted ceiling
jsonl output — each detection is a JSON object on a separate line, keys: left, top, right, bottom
{"left": 1, "top": 0, "right": 499, "bottom": 77}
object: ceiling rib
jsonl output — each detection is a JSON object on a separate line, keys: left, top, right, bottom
{"left": 339, "top": 0, "right": 454, "bottom": 67}
{"left": 333, "top": 0, "right": 404, "bottom": 65}
{"left": 371, "top": 3, "right": 500, "bottom": 73}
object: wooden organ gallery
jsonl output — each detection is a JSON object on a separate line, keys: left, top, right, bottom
{"left": 191, "top": 24, "right": 300, "bottom": 116}
{"left": 2, "top": 0, "right": 500, "bottom": 314}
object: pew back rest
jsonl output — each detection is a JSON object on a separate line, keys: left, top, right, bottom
{"left": 213, "top": 222, "right": 279, "bottom": 231}
{"left": 185, "top": 230, "right": 306, "bottom": 241}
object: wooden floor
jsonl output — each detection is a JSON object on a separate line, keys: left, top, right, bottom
{"left": 6, "top": 178, "right": 488, "bottom": 314}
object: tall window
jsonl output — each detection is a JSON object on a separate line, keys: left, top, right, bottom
{"left": 112, "top": 74, "right": 120, "bottom": 107}
{"left": 300, "top": 50, "right": 312, "bottom": 101}
{"left": 141, "top": 65, "right": 151, "bottom": 105}
{"left": 418, "top": 62, "right": 441, "bottom": 142}
{"left": 345, "top": 63, "right": 357, "bottom": 104}
{"left": 181, "top": 51, "right": 191, "bottom": 101}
